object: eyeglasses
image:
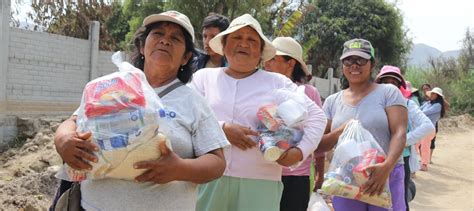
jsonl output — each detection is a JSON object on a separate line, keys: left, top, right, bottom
{"left": 342, "top": 57, "right": 369, "bottom": 66}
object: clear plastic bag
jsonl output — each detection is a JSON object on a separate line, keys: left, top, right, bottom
{"left": 321, "top": 120, "right": 392, "bottom": 208}
{"left": 65, "top": 52, "right": 171, "bottom": 181}
{"left": 256, "top": 87, "right": 307, "bottom": 161}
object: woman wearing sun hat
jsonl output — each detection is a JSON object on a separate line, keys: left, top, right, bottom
{"left": 264, "top": 37, "right": 325, "bottom": 211}
{"left": 316, "top": 38, "right": 408, "bottom": 210}
{"left": 419, "top": 87, "right": 445, "bottom": 170}
{"left": 375, "top": 65, "right": 435, "bottom": 210}
{"left": 190, "top": 15, "right": 327, "bottom": 211}
{"left": 51, "top": 10, "right": 229, "bottom": 210}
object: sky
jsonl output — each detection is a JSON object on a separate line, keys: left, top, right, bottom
{"left": 390, "top": 0, "right": 474, "bottom": 52}
{"left": 11, "top": 0, "right": 474, "bottom": 52}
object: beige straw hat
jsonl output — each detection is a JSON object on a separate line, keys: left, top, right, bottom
{"left": 209, "top": 14, "right": 276, "bottom": 62}
{"left": 272, "top": 37, "right": 310, "bottom": 75}
{"left": 427, "top": 87, "right": 444, "bottom": 98}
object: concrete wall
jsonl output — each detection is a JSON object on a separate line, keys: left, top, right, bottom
{"left": 0, "top": 3, "right": 340, "bottom": 144}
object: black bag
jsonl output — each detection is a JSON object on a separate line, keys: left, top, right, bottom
{"left": 406, "top": 178, "right": 416, "bottom": 202}
{"left": 54, "top": 182, "right": 82, "bottom": 211}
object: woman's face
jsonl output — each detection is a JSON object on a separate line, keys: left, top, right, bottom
{"left": 430, "top": 93, "right": 439, "bottom": 101}
{"left": 223, "top": 26, "right": 262, "bottom": 73}
{"left": 264, "top": 55, "right": 294, "bottom": 78}
{"left": 422, "top": 85, "right": 431, "bottom": 94}
{"left": 140, "top": 22, "right": 191, "bottom": 77}
{"left": 380, "top": 77, "right": 401, "bottom": 88}
{"left": 341, "top": 56, "right": 372, "bottom": 84}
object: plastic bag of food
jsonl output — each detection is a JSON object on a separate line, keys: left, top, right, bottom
{"left": 321, "top": 120, "right": 392, "bottom": 208}
{"left": 64, "top": 52, "right": 171, "bottom": 181}
{"left": 255, "top": 87, "right": 308, "bottom": 161}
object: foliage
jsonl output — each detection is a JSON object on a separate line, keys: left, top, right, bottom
{"left": 405, "top": 28, "right": 474, "bottom": 115}
{"left": 27, "top": 0, "right": 121, "bottom": 50}
{"left": 301, "top": 0, "right": 411, "bottom": 77}
{"left": 165, "top": 0, "right": 275, "bottom": 48}
{"left": 121, "top": 0, "right": 165, "bottom": 50}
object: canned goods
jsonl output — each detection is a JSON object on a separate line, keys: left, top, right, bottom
{"left": 258, "top": 135, "right": 282, "bottom": 161}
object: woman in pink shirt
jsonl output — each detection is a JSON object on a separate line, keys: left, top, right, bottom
{"left": 191, "top": 14, "right": 327, "bottom": 211}
{"left": 264, "top": 37, "right": 325, "bottom": 211}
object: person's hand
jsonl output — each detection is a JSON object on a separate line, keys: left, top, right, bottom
{"left": 362, "top": 162, "right": 392, "bottom": 196}
{"left": 222, "top": 123, "right": 259, "bottom": 150}
{"left": 55, "top": 131, "right": 98, "bottom": 170}
{"left": 277, "top": 147, "right": 303, "bottom": 167}
{"left": 313, "top": 172, "right": 324, "bottom": 192}
{"left": 134, "top": 141, "right": 187, "bottom": 184}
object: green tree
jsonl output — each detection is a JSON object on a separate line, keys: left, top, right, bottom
{"left": 301, "top": 0, "right": 411, "bottom": 77}
{"left": 121, "top": 0, "right": 165, "bottom": 50}
{"left": 28, "top": 0, "right": 120, "bottom": 50}
{"left": 164, "top": 0, "right": 275, "bottom": 48}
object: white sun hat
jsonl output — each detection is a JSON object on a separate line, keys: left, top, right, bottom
{"left": 427, "top": 87, "right": 444, "bottom": 98}
{"left": 209, "top": 14, "right": 276, "bottom": 62}
{"left": 272, "top": 37, "right": 310, "bottom": 76}
{"left": 142, "top": 10, "right": 195, "bottom": 42}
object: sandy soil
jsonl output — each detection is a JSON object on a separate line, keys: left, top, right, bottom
{"left": 409, "top": 128, "right": 474, "bottom": 210}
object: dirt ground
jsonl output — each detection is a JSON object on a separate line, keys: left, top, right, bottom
{"left": 409, "top": 124, "right": 474, "bottom": 210}
{"left": 0, "top": 115, "right": 472, "bottom": 210}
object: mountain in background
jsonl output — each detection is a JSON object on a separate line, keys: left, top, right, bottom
{"left": 408, "top": 43, "right": 461, "bottom": 67}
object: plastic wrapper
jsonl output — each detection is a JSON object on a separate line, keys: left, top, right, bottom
{"left": 256, "top": 87, "right": 307, "bottom": 161}
{"left": 321, "top": 120, "right": 392, "bottom": 208}
{"left": 64, "top": 51, "right": 172, "bottom": 181}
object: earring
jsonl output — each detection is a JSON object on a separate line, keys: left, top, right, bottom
{"left": 180, "top": 65, "right": 184, "bottom": 72}
{"left": 141, "top": 55, "right": 144, "bottom": 60}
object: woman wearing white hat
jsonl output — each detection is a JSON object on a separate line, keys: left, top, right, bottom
{"left": 264, "top": 37, "right": 325, "bottom": 211}
{"left": 190, "top": 14, "right": 327, "bottom": 211}
{"left": 52, "top": 11, "right": 229, "bottom": 210}
{"left": 419, "top": 87, "right": 446, "bottom": 171}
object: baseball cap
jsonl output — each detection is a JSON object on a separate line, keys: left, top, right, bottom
{"left": 143, "top": 10, "right": 195, "bottom": 42}
{"left": 340, "top": 38, "right": 375, "bottom": 60}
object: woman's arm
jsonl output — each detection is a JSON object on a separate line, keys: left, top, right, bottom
{"left": 134, "top": 143, "right": 226, "bottom": 184}
{"left": 315, "top": 120, "right": 347, "bottom": 153}
{"left": 54, "top": 116, "right": 98, "bottom": 170}
{"left": 277, "top": 96, "right": 327, "bottom": 167}
{"left": 407, "top": 102, "right": 436, "bottom": 146}
{"left": 422, "top": 103, "right": 441, "bottom": 116}
{"left": 364, "top": 105, "right": 407, "bottom": 196}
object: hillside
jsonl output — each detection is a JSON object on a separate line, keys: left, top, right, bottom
{"left": 408, "top": 43, "right": 461, "bottom": 67}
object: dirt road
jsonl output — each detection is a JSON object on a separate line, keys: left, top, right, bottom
{"left": 409, "top": 128, "right": 474, "bottom": 210}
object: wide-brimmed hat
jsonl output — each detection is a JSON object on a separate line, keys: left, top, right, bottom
{"left": 375, "top": 65, "right": 407, "bottom": 89}
{"left": 340, "top": 38, "right": 375, "bottom": 60}
{"left": 427, "top": 87, "right": 444, "bottom": 98}
{"left": 143, "top": 10, "right": 195, "bottom": 42}
{"left": 272, "top": 37, "right": 310, "bottom": 76}
{"left": 209, "top": 14, "right": 276, "bottom": 62}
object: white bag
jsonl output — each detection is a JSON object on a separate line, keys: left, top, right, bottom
{"left": 307, "top": 192, "right": 330, "bottom": 211}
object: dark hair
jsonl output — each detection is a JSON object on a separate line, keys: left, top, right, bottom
{"left": 282, "top": 55, "right": 307, "bottom": 83}
{"left": 201, "top": 13, "right": 230, "bottom": 32}
{"left": 421, "top": 83, "right": 432, "bottom": 90}
{"left": 130, "top": 22, "right": 196, "bottom": 83}
{"left": 431, "top": 93, "right": 446, "bottom": 118}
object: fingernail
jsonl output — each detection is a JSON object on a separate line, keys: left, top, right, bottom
{"left": 88, "top": 167, "right": 92, "bottom": 171}
{"left": 94, "top": 147, "right": 99, "bottom": 151}
{"left": 133, "top": 165, "right": 138, "bottom": 169}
